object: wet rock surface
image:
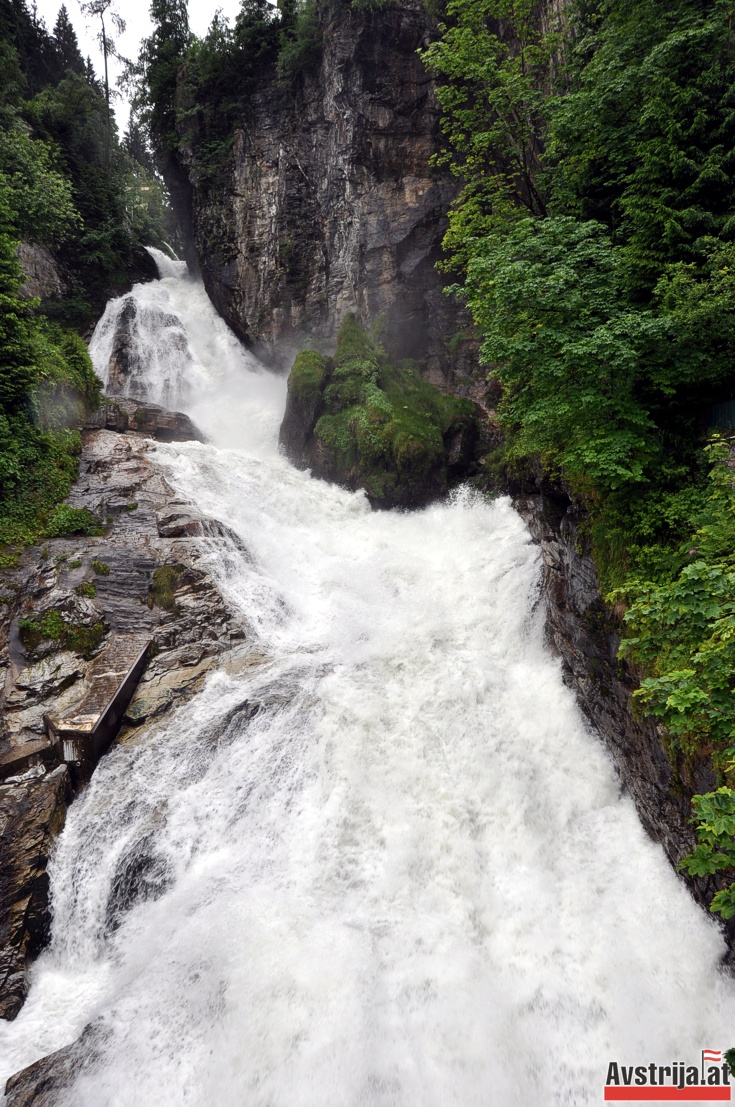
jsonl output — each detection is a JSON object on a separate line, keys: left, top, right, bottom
{"left": 85, "top": 395, "right": 205, "bottom": 443}
{"left": 103, "top": 295, "right": 190, "bottom": 397}
{"left": 0, "top": 415, "right": 250, "bottom": 1028}
{"left": 173, "top": 0, "right": 472, "bottom": 384}
{"left": 4, "top": 1024, "right": 103, "bottom": 1106}
{"left": 0, "top": 767, "right": 69, "bottom": 1020}
{"left": 515, "top": 489, "right": 735, "bottom": 957}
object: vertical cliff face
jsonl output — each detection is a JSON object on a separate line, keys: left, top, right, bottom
{"left": 173, "top": 0, "right": 468, "bottom": 380}
{"left": 515, "top": 488, "right": 735, "bottom": 959}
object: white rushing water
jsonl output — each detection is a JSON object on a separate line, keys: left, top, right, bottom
{"left": 2, "top": 249, "right": 735, "bottom": 1104}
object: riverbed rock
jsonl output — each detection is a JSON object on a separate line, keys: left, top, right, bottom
{"left": 4, "top": 1024, "right": 103, "bottom": 1106}
{"left": 0, "top": 415, "right": 251, "bottom": 1023}
{"left": 85, "top": 396, "right": 204, "bottom": 443}
{"left": 0, "top": 767, "right": 70, "bottom": 1020}
{"left": 514, "top": 488, "right": 735, "bottom": 956}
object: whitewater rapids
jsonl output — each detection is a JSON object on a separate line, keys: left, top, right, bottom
{"left": 1, "top": 250, "right": 734, "bottom": 1105}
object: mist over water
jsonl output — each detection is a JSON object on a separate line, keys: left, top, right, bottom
{"left": 3, "top": 249, "right": 735, "bottom": 1104}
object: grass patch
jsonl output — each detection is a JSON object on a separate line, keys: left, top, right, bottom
{"left": 148, "top": 565, "right": 183, "bottom": 611}
{"left": 18, "top": 609, "right": 105, "bottom": 659}
{"left": 45, "top": 505, "right": 104, "bottom": 538}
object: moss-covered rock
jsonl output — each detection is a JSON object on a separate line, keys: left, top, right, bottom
{"left": 279, "top": 316, "right": 479, "bottom": 508}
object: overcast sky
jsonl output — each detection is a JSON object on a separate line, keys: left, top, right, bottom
{"left": 33, "top": 0, "right": 246, "bottom": 130}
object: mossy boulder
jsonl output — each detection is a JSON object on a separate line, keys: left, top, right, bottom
{"left": 279, "top": 316, "right": 479, "bottom": 508}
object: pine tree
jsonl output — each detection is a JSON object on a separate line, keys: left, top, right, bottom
{"left": 53, "top": 5, "right": 84, "bottom": 76}
{"left": 123, "top": 110, "right": 155, "bottom": 174}
{"left": 80, "top": 0, "right": 125, "bottom": 166}
{"left": 139, "top": 0, "right": 191, "bottom": 163}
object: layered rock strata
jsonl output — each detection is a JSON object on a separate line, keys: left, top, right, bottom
{"left": 0, "top": 402, "right": 255, "bottom": 1024}
{"left": 172, "top": 0, "right": 473, "bottom": 384}
{"left": 515, "top": 489, "right": 735, "bottom": 957}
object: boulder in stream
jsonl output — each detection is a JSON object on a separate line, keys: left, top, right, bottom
{"left": 279, "top": 315, "right": 480, "bottom": 509}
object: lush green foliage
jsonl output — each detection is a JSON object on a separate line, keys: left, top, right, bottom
{"left": 0, "top": 0, "right": 172, "bottom": 558}
{"left": 1, "top": 0, "right": 173, "bottom": 324}
{"left": 305, "top": 316, "right": 474, "bottom": 504}
{"left": 289, "top": 348, "right": 328, "bottom": 407}
{"left": 464, "top": 216, "right": 660, "bottom": 492}
{"left": 0, "top": 175, "right": 104, "bottom": 555}
{"left": 421, "top": 0, "right": 553, "bottom": 269}
{"left": 19, "top": 607, "right": 106, "bottom": 657}
{"left": 681, "top": 790, "right": 735, "bottom": 919}
{"left": 423, "top": 0, "right": 735, "bottom": 913}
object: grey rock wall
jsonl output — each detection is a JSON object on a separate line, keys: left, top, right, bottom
{"left": 515, "top": 489, "right": 735, "bottom": 958}
{"left": 173, "top": 0, "right": 469, "bottom": 382}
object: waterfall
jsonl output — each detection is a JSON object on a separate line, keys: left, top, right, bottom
{"left": 2, "top": 252, "right": 735, "bottom": 1105}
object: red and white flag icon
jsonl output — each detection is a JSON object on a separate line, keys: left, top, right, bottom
{"left": 704, "top": 1051, "right": 724, "bottom": 1065}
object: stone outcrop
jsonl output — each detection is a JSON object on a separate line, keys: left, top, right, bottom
{"left": 278, "top": 323, "right": 480, "bottom": 508}
{"left": 85, "top": 396, "right": 205, "bottom": 444}
{"left": 0, "top": 404, "right": 251, "bottom": 1024}
{"left": 16, "top": 243, "right": 157, "bottom": 319}
{"left": 17, "top": 244, "right": 66, "bottom": 302}
{"left": 0, "top": 767, "right": 69, "bottom": 1020}
{"left": 171, "top": 0, "right": 472, "bottom": 384}
{"left": 4, "top": 1024, "right": 103, "bottom": 1107}
{"left": 103, "top": 296, "right": 190, "bottom": 397}
{"left": 514, "top": 488, "right": 735, "bottom": 958}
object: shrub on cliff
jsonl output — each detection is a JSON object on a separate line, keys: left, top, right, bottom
{"left": 0, "top": 178, "right": 102, "bottom": 558}
{"left": 280, "top": 316, "right": 477, "bottom": 508}
{"left": 423, "top": 0, "right": 735, "bottom": 911}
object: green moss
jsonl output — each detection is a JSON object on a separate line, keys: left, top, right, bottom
{"left": 124, "top": 502, "right": 139, "bottom": 512}
{"left": 67, "top": 558, "right": 82, "bottom": 569}
{"left": 18, "top": 608, "right": 105, "bottom": 659}
{"left": 66, "top": 622, "right": 105, "bottom": 659}
{"left": 45, "top": 504, "right": 104, "bottom": 538}
{"left": 308, "top": 316, "right": 476, "bottom": 505}
{"left": 76, "top": 580, "right": 96, "bottom": 598}
{"left": 149, "top": 564, "right": 183, "bottom": 611}
{"left": 91, "top": 560, "right": 110, "bottom": 576}
{"left": 289, "top": 350, "right": 328, "bottom": 408}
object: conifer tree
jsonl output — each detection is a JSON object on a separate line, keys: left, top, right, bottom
{"left": 53, "top": 5, "right": 84, "bottom": 76}
{"left": 80, "top": 0, "right": 125, "bottom": 167}
{"left": 138, "top": 0, "right": 191, "bottom": 164}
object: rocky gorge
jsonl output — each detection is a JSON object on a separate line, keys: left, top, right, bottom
{"left": 2, "top": 252, "right": 734, "bottom": 1102}
{"left": 3, "top": 0, "right": 735, "bottom": 1098}
{"left": 168, "top": 0, "right": 476, "bottom": 386}
{"left": 164, "top": 0, "right": 735, "bottom": 941}
{"left": 0, "top": 394, "right": 256, "bottom": 1027}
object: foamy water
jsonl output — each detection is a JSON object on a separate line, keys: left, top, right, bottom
{"left": 2, "top": 250, "right": 733, "bottom": 1105}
